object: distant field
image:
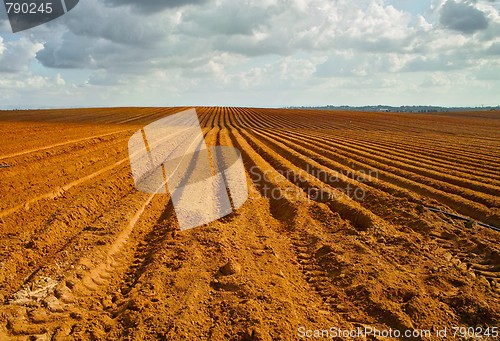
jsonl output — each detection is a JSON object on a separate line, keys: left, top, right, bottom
{"left": 0, "top": 107, "right": 499, "bottom": 340}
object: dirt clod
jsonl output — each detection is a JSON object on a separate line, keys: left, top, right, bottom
{"left": 220, "top": 259, "right": 241, "bottom": 276}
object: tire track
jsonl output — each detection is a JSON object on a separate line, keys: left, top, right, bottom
{"left": 236, "top": 109, "right": 500, "bottom": 289}
{"left": 0, "top": 125, "right": 213, "bottom": 339}
{"left": 227, "top": 119, "right": 425, "bottom": 332}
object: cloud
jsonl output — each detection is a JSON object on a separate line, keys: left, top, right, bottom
{"left": 55, "top": 73, "right": 66, "bottom": 85}
{"left": 486, "top": 41, "right": 500, "bottom": 55}
{"left": 1, "top": 0, "right": 500, "bottom": 108}
{"left": 36, "top": 33, "right": 101, "bottom": 69}
{"left": 62, "top": 0, "right": 174, "bottom": 47}
{"left": 102, "top": 0, "right": 209, "bottom": 14}
{"left": 440, "top": 0, "right": 489, "bottom": 34}
{"left": 179, "top": 2, "right": 269, "bottom": 37}
{"left": 32, "top": 0, "right": 426, "bottom": 70}
{"left": 401, "top": 54, "right": 472, "bottom": 72}
{"left": 0, "top": 37, "right": 43, "bottom": 73}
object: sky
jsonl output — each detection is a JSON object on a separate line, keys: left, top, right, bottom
{"left": 0, "top": 0, "right": 499, "bottom": 108}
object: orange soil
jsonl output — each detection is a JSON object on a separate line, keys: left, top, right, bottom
{"left": 0, "top": 107, "right": 499, "bottom": 340}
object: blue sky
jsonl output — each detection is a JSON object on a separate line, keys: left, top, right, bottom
{"left": 388, "top": 0, "right": 433, "bottom": 14}
{"left": 0, "top": 0, "right": 499, "bottom": 108}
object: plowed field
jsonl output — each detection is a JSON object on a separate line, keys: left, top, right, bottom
{"left": 0, "top": 107, "right": 499, "bottom": 340}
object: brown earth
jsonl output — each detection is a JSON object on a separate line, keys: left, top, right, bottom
{"left": 0, "top": 107, "right": 499, "bottom": 340}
